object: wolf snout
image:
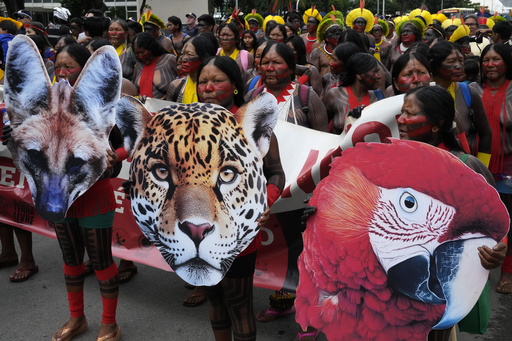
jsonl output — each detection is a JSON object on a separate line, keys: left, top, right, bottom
{"left": 178, "top": 221, "right": 214, "bottom": 248}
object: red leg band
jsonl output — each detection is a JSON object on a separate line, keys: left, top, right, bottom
{"left": 94, "top": 262, "right": 118, "bottom": 281}
{"left": 101, "top": 296, "right": 118, "bottom": 324}
{"left": 502, "top": 255, "right": 512, "bottom": 273}
{"left": 115, "top": 147, "right": 129, "bottom": 162}
{"left": 64, "top": 263, "right": 85, "bottom": 277}
{"left": 67, "top": 290, "right": 85, "bottom": 318}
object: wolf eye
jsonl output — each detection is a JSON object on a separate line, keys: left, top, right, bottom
{"left": 218, "top": 167, "right": 238, "bottom": 184}
{"left": 151, "top": 164, "right": 169, "bottom": 181}
{"left": 27, "top": 149, "right": 48, "bottom": 171}
{"left": 66, "top": 156, "right": 86, "bottom": 175}
{"left": 400, "top": 192, "right": 417, "bottom": 213}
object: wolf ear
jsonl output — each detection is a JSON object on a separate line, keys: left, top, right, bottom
{"left": 234, "top": 92, "right": 279, "bottom": 158}
{"left": 3, "top": 35, "right": 52, "bottom": 125}
{"left": 115, "top": 96, "right": 153, "bottom": 156}
{"left": 73, "top": 46, "right": 122, "bottom": 131}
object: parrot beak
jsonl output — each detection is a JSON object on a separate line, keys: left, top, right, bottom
{"left": 387, "top": 236, "right": 494, "bottom": 329}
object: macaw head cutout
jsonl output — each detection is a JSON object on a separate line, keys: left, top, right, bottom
{"left": 3, "top": 35, "right": 122, "bottom": 222}
{"left": 296, "top": 139, "right": 509, "bottom": 341}
{"left": 129, "top": 93, "right": 279, "bottom": 286}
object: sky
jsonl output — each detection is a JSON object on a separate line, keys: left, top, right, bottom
{"left": 471, "top": 0, "right": 511, "bottom": 12}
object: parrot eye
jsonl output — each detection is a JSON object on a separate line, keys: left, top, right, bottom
{"left": 400, "top": 192, "right": 417, "bottom": 213}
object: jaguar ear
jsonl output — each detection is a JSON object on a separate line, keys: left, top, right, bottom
{"left": 72, "top": 45, "right": 122, "bottom": 133}
{"left": 3, "top": 35, "right": 52, "bottom": 126}
{"left": 115, "top": 96, "right": 153, "bottom": 156}
{"left": 234, "top": 92, "right": 279, "bottom": 158}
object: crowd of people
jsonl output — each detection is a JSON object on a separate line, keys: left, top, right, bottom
{"left": 0, "top": 3, "right": 511, "bottom": 341}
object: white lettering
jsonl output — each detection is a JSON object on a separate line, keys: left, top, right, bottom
{"left": 0, "top": 166, "right": 16, "bottom": 186}
{"left": 114, "top": 186, "right": 125, "bottom": 214}
{"left": 260, "top": 227, "right": 274, "bottom": 246}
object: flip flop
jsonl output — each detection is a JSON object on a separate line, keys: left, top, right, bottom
{"left": 119, "top": 265, "right": 138, "bottom": 284}
{"left": 9, "top": 265, "right": 38, "bottom": 282}
{"left": 496, "top": 280, "right": 512, "bottom": 294}
{"left": 296, "top": 329, "right": 320, "bottom": 340}
{"left": 256, "top": 306, "right": 296, "bottom": 322}
{"left": 0, "top": 259, "right": 18, "bottom": 269}
{"left": 183, "top": 292, "right": 207, "bottom": 307}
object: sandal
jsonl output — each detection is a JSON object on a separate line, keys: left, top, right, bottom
{"left": 255, "top": 306, "right": 296, "bottom": 322}
{"left": 496, "top": 279, "right": 512, "bottom": 294}
{"left": 296, "top": 330, "right": 320, "bottom": 340}
{"left": 96, "top": 325, "right": 121, "bottom": 341}
{"left": 118, "top": 265, "right": 137, "bottom": 284}
{"left": 183, "top": 292, "right": 207, "bottom": 307}
{"left": 52, "top": 317, "right": 88, "bottom": 341}
{"left": 9, "top": 265, "right": 38, "bottom": 282}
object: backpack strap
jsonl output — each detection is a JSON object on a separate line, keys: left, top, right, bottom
{"left": 459, "top": 82, "right": 472, "bottom": 107}
{"left": 240, "top": 49, "right": 249, "bottom": 71}
{"left": 373, "top": 88, "right": 384, "bottom": 100}
{"left": 252, "top": 85, "right": 265, "bottom": 98}
{"left": 298, "top": 84, "right": 310, "bottom": 116}
{"left": 458, "top": 82, "right": 474, "bottom": 121}
{"left": 248, "top": 75, "right": 260, "bottom": 92}
{"left": 459, "top": 153, "right": 469, "bottom": 164}
{"left": 173, "top": 78, "right": 186, "bottom": 102}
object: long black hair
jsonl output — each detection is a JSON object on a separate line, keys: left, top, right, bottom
{"left": 405, "top": 86, "right": 462, "bottom": 151}
{"left": 286, "top": 35, "right": 307, "bottom": 65}
{"left": 260, "top": 42, "right": 296, "bottom": 79}
{"left": 132, "top": 32, "right": 169, "bottom": 57}
{"left": 197, "top": 56, "right": 245, "bottom": 107}
{"left": 341, "top": 52, "right": 378, "bottom": 86}
{"left": 480, "top": 43, "right": 512, "bottom": 84}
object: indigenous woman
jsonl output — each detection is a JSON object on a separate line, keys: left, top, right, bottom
{"left": 386, "top": 20, "right": 423, "bottom": 71}
{"left": 166, "top": 34, "right": 217, "bottom": 103}
{"left": 322, "top": 42, "right": 361, "bottom": 96}
{"left": 196, "top": 57, "right": 285, "bottom": 340}
{"left": 268, "top": 24, "right": 287, "bottom": 43}
{"left": 241, "top": 29, "right": 257, "bottom": 54}
{"left": 473, "top": 43, "right": 512, "bottom": 294}
{"left": 24, "top": 21, "right": 54, "bottom": 62}
{"left": 249, "top": 42, "right": 328, "bottom": 131}
{"left": 299, "top": 7, "right": 322, "bottom": 63}
{"left": 51, "top": 43, "right": 123, "bottom": 341}
{"left": 423, "top": 23, "right": 445, "bottom": 47}
{"left": 245, "top": 11, "right": 265, "bottom": 38}
{"left": 131, "top": 32, "right": 177, "bottom": 99}
{"left": 387, "top": 52, "right": 431, "bottom": 96}
{"left": 309, "top": 12, "right": 344, "bottom": 77}
{"left": 323, "top": 52, "right": 383, "bottom": 134}
{"left": 108, "top": 19, "right": 129, "bottom": 56}
{"left": 428, "top": 40, "right": 492, "bottom": 161}
{"left": 371, "top": 19, "right": 391, "bottom": 65}
{"left": 286, "top": 35, "right": 322, "bottom": 96}
{"left": 217, "top": 22, "right": 253, "bottom": 74}
{"left": 167, "top": 16, "right": 189, "bottom": 56}
{"left": 398, "top": 85, "right": 508, "bottom": 340}
{"left": 244, "top": 38, "right": 271, "bottom": 93}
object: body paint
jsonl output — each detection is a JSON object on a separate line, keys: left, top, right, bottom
{"left": 54, "top": 66, "right": 82, "bottom": 75}
{"left": 397, "top": 114, "right": 433, "bottom": 138}
{"left": 197, "top": 81, "right": 234, "bottom": 102}
{"left": 181, "top": 57, "right": 201, "bottom": 74}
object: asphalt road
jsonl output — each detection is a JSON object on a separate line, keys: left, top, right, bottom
{"left": 0, "top": 233, "right": 511, "bottom": 340}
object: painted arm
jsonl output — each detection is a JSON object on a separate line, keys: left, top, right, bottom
{"left": 307, "top": 89, "right": 329, "bottom": 132}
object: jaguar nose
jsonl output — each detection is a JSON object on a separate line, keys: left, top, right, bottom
{"left": 179, "top": 221, "right": 214, "bottom": 248}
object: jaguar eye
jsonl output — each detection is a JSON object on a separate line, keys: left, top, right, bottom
{"left": 151, "top": 164, "right": 169, "bottom": 181}
{"left": 219, "top": 167, "right": 238, "bottom": 184}
{"left": 400, "top": 192, "right": 417, "bottom": 213}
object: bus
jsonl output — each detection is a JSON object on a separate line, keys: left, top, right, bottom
{"left": 441, "top": 8, "right": 476, "bottom": 19}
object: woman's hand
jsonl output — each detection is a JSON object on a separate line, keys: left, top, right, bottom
{"left": 257, "top": 208, "right": 271, "bottom": 228}
{"left": 478, "top": 241, "right": 507, "bottom": 270}
{"left": 106, "top": 144, "right": 119, "bottom": 170}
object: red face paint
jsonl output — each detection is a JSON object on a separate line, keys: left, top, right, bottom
{"left": 360, "top": 70, "right": 381, "bottom": 89}
{"left": 54, "top": 66, "right": 82, "bottom": 75}
{"left": 198, "top": 81, "right": 234, "bottom": 104}
{"left": 397, "top": 114, "right": 433, "bottom": 138}
{"left": 108, "top": 32, "right": 126, "bottom": 41}
{"left": 401, "top": 34, "right": 415, "bottom": 43}
{"left": 327, "top": 38, "right": 339, "bottom": 48}
{"left": 307, "top": 24, "right": 318, "bottom": 34}
{"left": 483, "top": 60, "right": 507, "bottom": 75}
{"left": 396, "top": 73, "right": 430, "bottom": 93}
{"left": 181, "top": 58, "right": 201, "bottom": 74}
{"left": 354, "top": 24, "right": 365, "bottom": 33}
{"left": 329, "top": 61, "right": 343, "bottom": 74}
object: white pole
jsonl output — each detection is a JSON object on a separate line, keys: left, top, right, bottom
{"left": 296, "top": 0, "right": 300, "bottom": 11}
{"left": 383, "top": 0, "right": 385, "bottom": 16}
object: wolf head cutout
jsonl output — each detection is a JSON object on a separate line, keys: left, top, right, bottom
{"left": 3, "top": 35, "right": 122, "bottom": 222}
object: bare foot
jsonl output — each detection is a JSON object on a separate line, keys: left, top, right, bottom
{"left": 496, "top": 272, "right": 512, "bottom": 294}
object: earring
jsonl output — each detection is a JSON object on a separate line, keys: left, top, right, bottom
{"left": 234, "top": 89, "right": 238, "bottom": 94}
